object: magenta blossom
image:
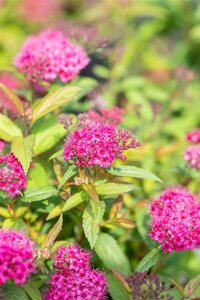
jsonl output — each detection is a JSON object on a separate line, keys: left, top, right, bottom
{"left": 0, "top": 153, "right": 26, "bottom": 197}
{"left": 45, "top": 244, "right": 106, "bottom": 300}
{"left": 186, "top": 128, "right": 200, "bottom": 144}
{"left": 149, "top": 188, "right": 200, "bottom": 252}
{"left": 0, "top": 229, "right": 35, "bottom": 285}
{"left": 184, "top": 145, "right": 200, "bottom": 170}
{"left": 14, "top": 29, "right": 89, "bottom": 84}
{"left": 64, "top": 121, "right": 140, "bottom": 168}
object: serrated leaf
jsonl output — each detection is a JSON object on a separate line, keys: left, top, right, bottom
{"left": 58, "top": 165, "right": 78, "bottom": 190}
{"left": 184, "top": 275, "right": 200, "bottom": 297}
{"left": 11, "top": 135, "right": 35, "bottom": 174}
{"left": 135, "top": 248, "right": 164, "bottom": 272}
{"left": 22, "top": 284, "right": 42, "bottom": 300}
{"left": 22, "top": 186, "right": 57, "bottom": 202}
{"left": 107, "top": 166, "right": 162, "bottom": 183}
{"left": 42, "top": 214, "right": 63, "bottom": 249}
{"left": 32, "top": 86, "right": 80, "bottom": 122}
{"left": 107, "top": 274, "right": 130, "bottom": 300}
{"left": 83, "top": 200, "right": 105, "bottom": 248}
{"left": 94, "top": 233, "right": 131, "bottom": 276}
{"left": 96, "top": 183, "right": 135, "bottom": 196}
{"left": 33, "top": 124, "right": 66, "bottom": 155}
{"left": 3, "top": 285, "right": 29, "bottom": 300}
{"left": 0, "top": 113, "right": 22, "bottom": 142}
{"left": 62, "top": 191, "right": 87, "bottom": 212}
{"left": 0, "top": 83, "right": 24, "bottom": 115}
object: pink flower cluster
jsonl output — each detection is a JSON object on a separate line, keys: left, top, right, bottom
{"left": 0, "top": 229, "right": 35, "bottom": 285}
{"left": 14, "top": 29, "right": 89, "bottom": 83}
{"left": 64, "top": 121, "right": 140, "bottom": 168}
{"left": 86, "top": 106, "right": 124, "bottom": 125}
{"left": 149, "top": 188, "right": 200, "bottom": 252}
{"left": 186, "top": 128, "right": 200, "bottom": 143}
{"left": 184, "top": 128, "right": 200, "bottom": 170}
{"left": 0, "top": 153, "right": 26, "bottom": 197}
{"left": 45, "top": 245, "right": 106, "bottom": 300}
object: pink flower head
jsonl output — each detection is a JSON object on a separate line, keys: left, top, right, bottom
{"left": 0, "top": 74, "right": 22, "bottom": 113}
{"left": 86, "top": 106, "right": 124, "bottom": 125}
{"left": 54, "top": 244, "right": 91, "bottom": 274}
{"left": 150, "top": 188, "right": 200, "bottom": 252}
{"left": 0, "top": 153, "right": 26, "bottom": 197}
{"left": 64, "top": 121, "right": 140, "bottom": 168}
{"left": 14, "top": 29, "right": 89, "bottom": 84}
{"left": 0, "top": 229, "right": 35, "bottom": 285}
{"left": 186, "top": 128, "right": 200, "bottom": 144}
{"left": 184, "top": 145, "right": 200, "bottom": 170}
{"left": 45, "top": 244, "right": 107, "bottom": 300}
{"left": 0, "top": 140, "right": 5, "bottom": 152}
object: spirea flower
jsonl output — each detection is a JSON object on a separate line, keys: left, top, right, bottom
{"left": 0, "top": 153, "right": 26, "bottom": 197}
{"left": 186, "top": 128, "right": 200, "bottom": 144}
{"left": 184, "top": 145, "right": 200, "bottom": 170}
{"left": 64, "top": 120, "right": 140, "bottom": 168}
{"left": 14, "top": 29, "right": 89, "bottom": 83}
{"left": 127, "top": 272, "right": 174, "bottom": 300}
{"left": 53, "top": 245, "right": 91, "bottom": 274}
{"left": 0, "top": 229, "right": 35, "bottom": 285}
{"left": 86, "top": 106, "right": 124, "bottom": 125}
{"left": 45, "top": 245, "right": 107, "bottom": 300}
{"left": 149, "top": 188, "right": 200, "bottom": 252}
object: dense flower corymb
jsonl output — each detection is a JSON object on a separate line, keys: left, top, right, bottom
{"left": 14, "top": 29, "right": 89, "bottom": 83}
{"left": 0, "top": 229, "right": 35, "bottom": 285}
{"left": 184, "top": 145, "right": 200, "bottom": 170}
{"left": 186, "top": 128, "right": 200, "bottom": 144}
{"left": 64, "top": 121, "right": 140, "bottom": 168}
{"left": 45, "top": 245, "right": 107, "bottom": 300}
{"left": 149, "top": 188, "right": 200, "bottom": 252}
{"left": 86, "top": 106, "right": 124, "bottom": 125}
{"left": 0, "top": 153, "right": 26, "bottom": 197}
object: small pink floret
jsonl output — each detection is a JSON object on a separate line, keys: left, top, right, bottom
{"left": 184, "top": 145, "right": 200, "bottom": 170}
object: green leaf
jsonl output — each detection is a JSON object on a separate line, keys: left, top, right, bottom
{"left": 0, "top": 207, "right": 11, "bottom": 218}
{"left": 184, "top": 275, "right": 200, "bottom": 297}
{"left": 33, "top": 124, "right": 66, "bottom": 155}
{"left": 83, "top": 200, "right": 105, "bottom": 248}
{"left": 107, "top": 166, "right": 162, "bottom": 183}
{"left": 27, "top": 162, "right": 51, "bottom": 188}
{"left": 3, "top": 285, "right": 29, "bottom": 300}
{"left": 11, "top": 135, "right": 35, "bottom": 174}
{"left": 0, "top": 83, "right": 24, "bottom": 115}
{"left": 96, "top": 183, "right": 135, "bottom": 196}
{"left": 107, "top": 274, "right": 130, "bottom": 300}
{"left": 49, "top": 149, "right": 63, "bottom": 160}
{"left": 58, "top": 165, "right": 78, "bottom": 190}
{"left": 135, "top": 207, "right": 155, "bottom": 248}
{"left": 47, "top": 204, "right": 63, "bottom": 220}
{"left": 32, "top": 86, "right": 80, "bottom": 122}
{"left": 0, "top": 113, "right": 22, "bottom": 142}
{"left": 83, "top": 183, "right": 99, "bottom": 203}
{"left": 22, "top": 284, "right": 42, "bottom": 300}
{"left": 62, "top": 191, "right": 87, "bottom": 212}
{"left": 135, "top": 248, "right": 164, "bottom": 272}
{"left": 94, "top": 233, "right": 131, "bottom": 276}
{"left": 22, "top": 186, "right": 57, "bottom": 202}
{"left": 42, "top": 214, "right": 63, "bottom": 249}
